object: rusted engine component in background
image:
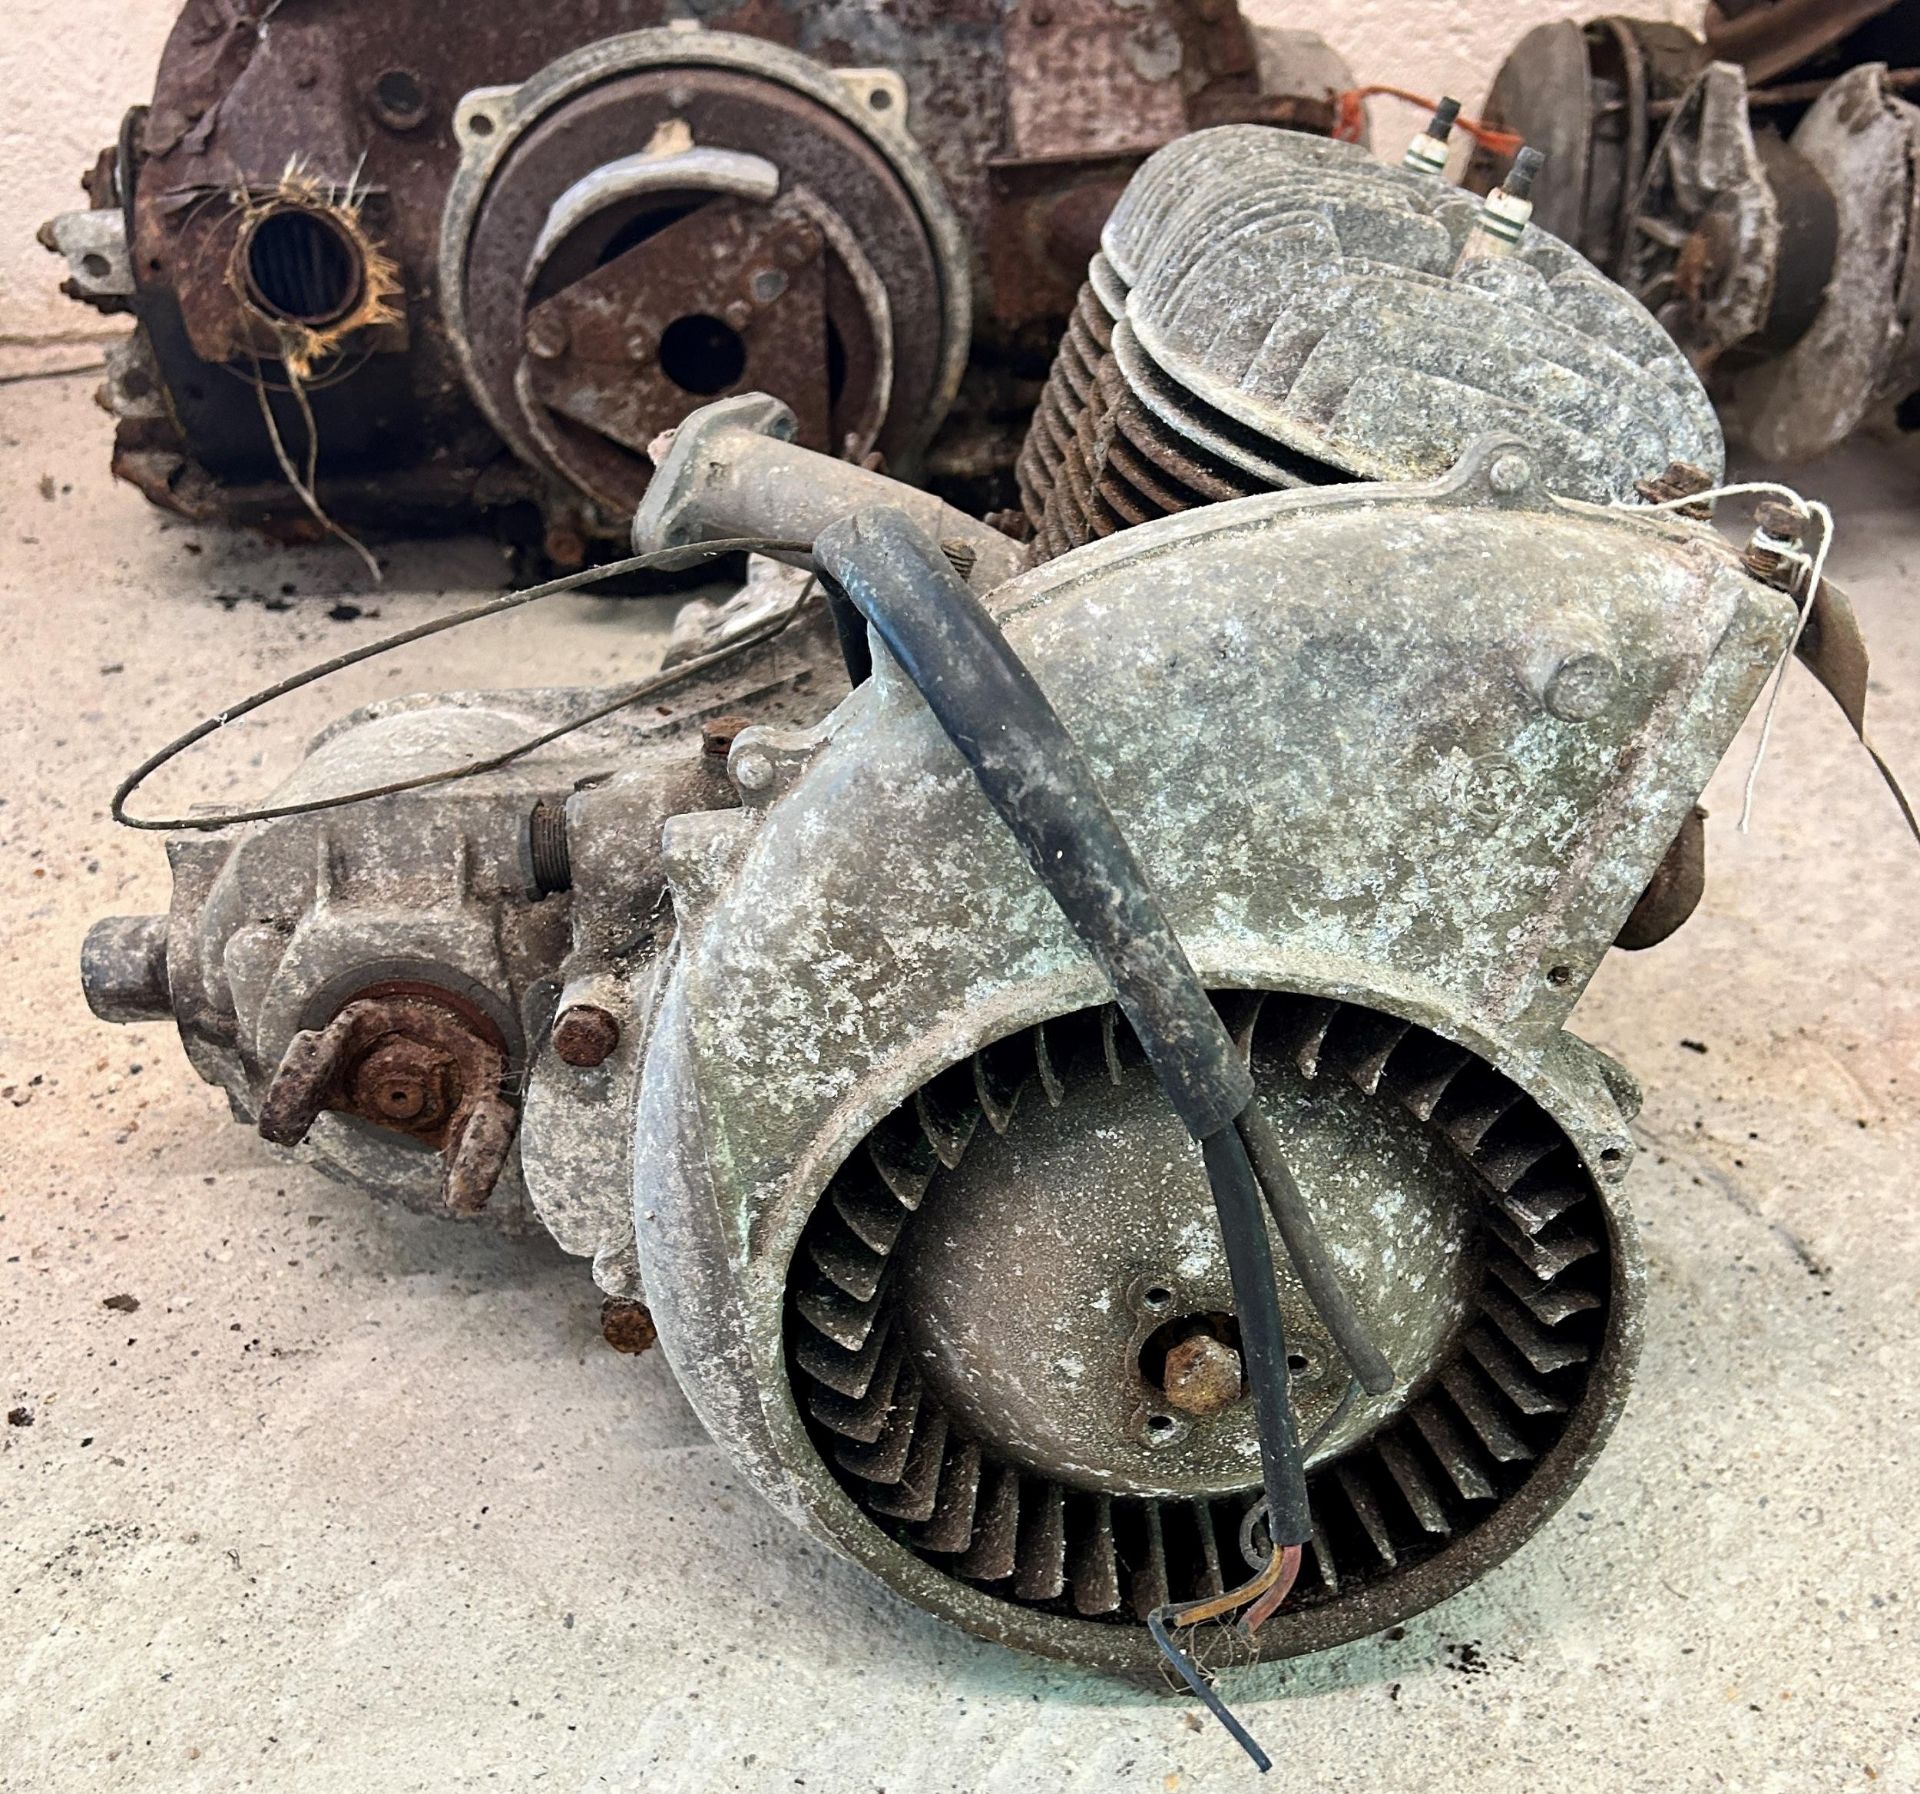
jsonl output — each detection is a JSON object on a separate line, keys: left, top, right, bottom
{"left": 41, "top": 0, "right": 1351, "bottom": 556}
{"left": 1466, "top": 5, "right": 1920, "bottom": 461}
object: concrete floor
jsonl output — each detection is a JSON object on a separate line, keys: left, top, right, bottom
{"left": 2, "top": 365, "right": 1917, "bottom": 1793}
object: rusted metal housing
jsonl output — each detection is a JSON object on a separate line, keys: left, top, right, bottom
{"left": 43, "top": 0, "right": 1349, "bottom": 555}
{"left": 83, "top": 128, "right": 1808, "bottom": 1673}
{"left": 1466, "top": 7, "right": 1920, "bottom": 461}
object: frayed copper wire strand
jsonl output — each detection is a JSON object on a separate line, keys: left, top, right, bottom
{"left": 1239, "top": 1543, "right": 1305, "bottom": 1635}
{"left": 1334, "top": 85, "right": 1524, "bottom": 157}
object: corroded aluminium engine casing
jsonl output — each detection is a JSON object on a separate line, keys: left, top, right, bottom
{"left": 1018, "top": 125, "right": 1724, "bottom": 556}
{"left": 125, "top": 590, "right": 845, "bottom": 1248}
{"left": 631, "top": 438, "right": 1797, "bottom": 1669}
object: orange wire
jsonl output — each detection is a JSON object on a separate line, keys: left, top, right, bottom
{"left": 1334, "top": 85, "right": 1525, "bottom": 158}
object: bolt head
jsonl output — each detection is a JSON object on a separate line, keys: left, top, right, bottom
{"left": 1489, "top": 452, "right": 1532, "bottom": 495}
{"left": 349, "top": 1039, "right": 450, "bottom": 1128}
{"left": 1543, "top": 650, "right": 1618, "bottom": 722}
{"left": 600, "top": 1297, "right": 658, "bottom": 1354}
{"left": 730, "top": 747, "right": 774, "bottom": 793}
{"left": 525, "top": 312, "right": 569, "bottom": 361}
{"left": 1160, "top": 1334, "right": 1244, "bottom": 1418}
{"left": 552, "top": 1004, "right": 621, "bottom": 1069}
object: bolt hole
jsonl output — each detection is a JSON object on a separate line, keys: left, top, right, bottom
{"left": 243, "top": 207, "right": 364, "bottom": 327}
{"left": 658, "top": 312, "right": 747, "bottom": 396}
{"left": 372, "top": 68, "right": 428, "bottom": 128}
{"left": 1145, "top": 1413, "right": 1176, "bottom": 1437}
{"left": 1143, "top": 1285, "right": 1173, "bottom": 1310}
{"left": 1600, "top": 1145, "right": 1626, "bottom": 1167}
{"left": 1286, "top": 1351, "right": 1310, "bottom": 1374}
{"left": 1546, "top": 963, "right": 1573, "bottom": 987}
{"left": 467, "top": 109, "right": 496, "bottom": 138}
{"left": 868, "top": 86, "right": 893, "bottom": 111}
{"left": 80, "top": 252, "right": 110, "bottom": 280}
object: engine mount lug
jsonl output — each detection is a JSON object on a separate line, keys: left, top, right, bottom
{"left": 552, "top": 1004, "right": 621, "bottom": 1068}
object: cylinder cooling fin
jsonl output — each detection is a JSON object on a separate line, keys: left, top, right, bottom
{"left": 783, "top": 992, "right": 1623, "bottom": 1662}
{"left": 1016, "top": 126, "right": 1721, "bottom": 556}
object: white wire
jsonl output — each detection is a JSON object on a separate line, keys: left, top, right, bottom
{"left": 1624, "top": 480, "right": 1835, "bottom": 832}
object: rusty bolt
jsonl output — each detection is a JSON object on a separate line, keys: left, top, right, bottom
{"left": 1745, "top": 500, "right": 1806, "bottom": 589}
{"left": 1634, "top": 458, "right": 1714, "bottom": 517}
{"left": 1161, "top": 1334, "right": 1244, "bottom": 1418}
{"left": 552, "top": 1004, "right": 621, "bottom": 1068}
{"left": 600, "top": 1296, "right": 658, "bottom": 1354}
{"left": 701, "top": 714, "right": 753, "bottom": 759}
{"left": 526, "top": 311, "right": 570, "bottom": 361}
{"left": 543, "top": 526, "right": 587, "bottom": 570}
{"left": 349, "top": 1037, "right": 450, "bottom": 1127}
{"left": 750, "top": 268, "right": 788, "bottom": 304}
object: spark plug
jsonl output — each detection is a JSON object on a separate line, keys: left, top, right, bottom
{"left": 1402, "top": 97, "right": 1461, "bottom": 177}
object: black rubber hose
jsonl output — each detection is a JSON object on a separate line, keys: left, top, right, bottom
{"left": 812, "top": 507, "right": 1253, "bottom": 1141}
{"left": 1237, "top": 1105, "right": 1397, "bottom": 1397}
{"left": 812, "top": 506, "right": 1309, "bottom": 1541}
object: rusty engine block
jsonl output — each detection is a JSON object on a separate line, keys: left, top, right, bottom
{"left": 42, "top": 0, "right": 1350, "bottom": 562}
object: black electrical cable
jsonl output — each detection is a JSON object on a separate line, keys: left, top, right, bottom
{"left": 813, "top": 509, "right": 1256, "bottom": 1143}
{"left": 110, "top": 538, "right": 811, "bottom": 832}
{"left": 815, "top": 505, "right": 1321, "bottom": 1768}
